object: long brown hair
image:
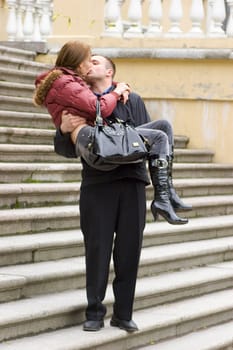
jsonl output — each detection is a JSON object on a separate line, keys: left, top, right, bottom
{"left": 55, "top": 40, "right": 91, "bottom": 71}
{"left": 33, "top": 40, "right": 91, "bottom": 106}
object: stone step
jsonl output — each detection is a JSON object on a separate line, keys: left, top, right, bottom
{"left": 172, "top": 135, "right": 189, "bottom": 149}
{"left": 0, "top": 95, "right": 46, "bottom": 113}
{"left": 0, "top": 162, "right": 232, "bottom": 184}
{"left": 174, "top": 148, "right": 214, "bottom": 163}
{"left": 1, "top": 178, "right": 233, "bottom": 209}
{"left": 174, "top": 162, "right": 233, "bottom": 179}
{"left": 0, "top": 215, "right": 233, "bottom": 267}
{"left": 174, "top": 177, "right": 233, "bottom": 198}
{"left": 0, "top": 205, "right": 80, "bottom": 236}
{"left": 0, "top": 110, "right": 53, "bottom": 129}
{"left": 0, "top": 67, "right": 37, "bottom": 84}
{"left": 147, "top": 178, "right": 233, "bottom": 200}
{"left": 0, "top": 144, "right": 76, "bottom": 162}
{"left": 0, "top": 144, "right": 213, "bottom": 163}
{"left": 139, "top": 320, "right": 233, "bottom": 349}
{"left": 0, "top": 81, "right": 34, "bottom": 98}
{"left": 0, "top": 55, "right": 50, "bottom": 73}
{"left": 0, "top": 123, "right": 189, "bottom": 148}
{"left": 0, "top": 162, "right": 82, "bottom": 183}
{"left": 1, "top": 194, "right": 233, "bottom": 235}
{"left": 0, "top": 45, "right": 36, "bottom": 61}
{"left": 146, "top": 194, "right": 233, "bottom": 223}
{"left": 0, "top": 286, "right": 233, "bottom": 346}
{"left": 1, "top": 235, "right": 233, "bottom": 303}
{"left": 0, "top": 126, "right": 55, "bottom": 145}
{"left": 0, "top": 182, "right": 80, "bottom": 208}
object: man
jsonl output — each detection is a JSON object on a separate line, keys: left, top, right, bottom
{"left": 54, "top": 55, "right": 189, "bottom": 332}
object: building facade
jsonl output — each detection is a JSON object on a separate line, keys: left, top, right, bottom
{"left": 1, "top": 0, "right": 233, "bottom": 163}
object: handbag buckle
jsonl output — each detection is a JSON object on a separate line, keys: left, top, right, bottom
{"left": 152, "top": 158, "right": 168, "bottom": 168}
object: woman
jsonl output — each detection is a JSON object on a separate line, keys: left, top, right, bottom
{"left": 34, "top": 41, "right": 129, "bottom": 137}
{"left": 34, "top": 41, "right": 190, "bottom": 225}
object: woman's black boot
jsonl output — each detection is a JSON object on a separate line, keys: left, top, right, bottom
{"left": 168, "top": 153, "right": 192, "bottom": 212}
{"left": 149, "top": 157, "right": 188, "bottom": 225}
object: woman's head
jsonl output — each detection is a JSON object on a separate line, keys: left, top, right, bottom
{"left": 55, "top": 40, "right": 92, "bottom": 77}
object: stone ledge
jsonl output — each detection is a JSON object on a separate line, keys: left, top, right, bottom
{"left": 92, "top": 47, "right": 233, "bottom": 60}
{"left": 0, "top": 41, "right": 48, "bottom": 54}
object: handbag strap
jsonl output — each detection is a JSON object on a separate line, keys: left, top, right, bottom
{"left": 95, "top": 99, "right": 104, "bottom": 126}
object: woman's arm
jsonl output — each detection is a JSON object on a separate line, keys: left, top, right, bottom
{"left": 52, "top": 77, "right": 129, "bottom": 120}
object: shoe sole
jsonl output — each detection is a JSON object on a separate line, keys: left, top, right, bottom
{"left": 83, "top": 322, "right": 104, "bottom": 331}
{"left": 110, "top": 320, "right": 138, "bottom": 333}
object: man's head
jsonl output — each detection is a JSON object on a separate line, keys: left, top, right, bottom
{"left": 85, "top": 55, "right": 116, "bottom": 84}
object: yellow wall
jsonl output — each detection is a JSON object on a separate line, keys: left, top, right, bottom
{"left": 50, "top": 0, "right": 105, "bottom": 44}
{"left": 113, "top": 58, "right": 233, "bottom": 164}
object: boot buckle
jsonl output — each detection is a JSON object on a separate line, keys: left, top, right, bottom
{"left": 152, "top": 159, "right": 168, "bottom": 169}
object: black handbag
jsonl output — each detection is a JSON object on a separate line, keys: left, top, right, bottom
{"left": 91, "top": 100, "right": 148, "bottom": 164}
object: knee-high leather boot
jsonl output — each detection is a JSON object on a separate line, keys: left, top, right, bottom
{"left": 168, "top": 153, "right": 192, "bottom": 212}
{"left": 149, "top": 156, "right": 188, "bottom": 225}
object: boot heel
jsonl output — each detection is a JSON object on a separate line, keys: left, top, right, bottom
{"left": 151, "top": 201, "right": 158, "bottom": 221}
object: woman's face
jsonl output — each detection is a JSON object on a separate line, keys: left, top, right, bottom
{"left": 77, "top": 55, "right": 93, "bottom": 77}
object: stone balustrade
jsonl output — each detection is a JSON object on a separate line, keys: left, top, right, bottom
{"left": 103, "top": 0, "right": 233, "bottom": 38}
{"left": 4, "top": 0, "right": 233, "bottom": 42}
{"left": 6, "top": 0, "right": 53, "bottom": 42}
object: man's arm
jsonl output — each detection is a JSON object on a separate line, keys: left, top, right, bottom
{"left": 54, "top": 128, "right": 77, "bottom": 158}
{"left": 127, "top": 92, "right": 151, "bottom": 126}
{"left": 54, "top": 112, "right": 86, "bottom": 158}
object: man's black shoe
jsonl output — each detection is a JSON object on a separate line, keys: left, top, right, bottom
{"left": 83, "top": 319, "right": 104, "bottom": 331}
{"left": 110, "top": 315, "right": 138, "bottom": 332}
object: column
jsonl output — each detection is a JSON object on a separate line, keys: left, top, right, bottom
{"left": 22, "top": 0, "right": 34, "bottom": 41}
{"left": 124, "top": 0, "right": 144, "bottom": 38}
{"left": 39, "top": 0, "right": 52, "bottom": 41}
{"left": 167, "top": 0, "right": 183, "bottom": 36}
{"left": 6, "top": 0, "right": 18, "bottom": 41}
{"left": 208, "top": 0, "right": 226, "bottom": 36}
{"left": 145, "top": 0, "right": 163, "bottom": 37}
{"left": 102, "top": 0, "right": 123, "bottom": 37}
{"left": 189, "top": 0, "right": 204, "bottom": 36}
{"left": 226, "top": 0, "right": 233, "bottom": 36}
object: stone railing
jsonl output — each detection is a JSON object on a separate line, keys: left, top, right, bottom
{"left": 6, "top": 0, "right": 53, "bottom": 41}
{"left": 103, "top": 0, "right": 233, "bottom": 38}
{"left": 4, "top": 0, "right": 233, "bottom": 42}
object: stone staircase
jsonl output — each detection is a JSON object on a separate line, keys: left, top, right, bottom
{"left": 0, "top": 44, "right": 233, "bottom": 349}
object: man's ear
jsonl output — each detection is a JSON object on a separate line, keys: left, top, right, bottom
{"left": 106, "top": 68, "right": 113, "bottom": 78}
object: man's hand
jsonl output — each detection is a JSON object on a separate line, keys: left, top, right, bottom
{"left": 60, "top": 111, "right": 86, "bottom": 134}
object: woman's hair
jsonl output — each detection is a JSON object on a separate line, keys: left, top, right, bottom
{"left": 55, "top": 40, "right": 91, "bottom": 70}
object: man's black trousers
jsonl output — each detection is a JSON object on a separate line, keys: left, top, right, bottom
{"left": 79, "top": 178, "right": 146, "bottom": 321}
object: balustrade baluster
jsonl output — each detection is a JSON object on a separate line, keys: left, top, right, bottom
{"left": 22, "top": 0, "right": 34, "bottom": 41}
{"left": 189, "top": 0, "right": 204, "bottom": 36}
{"left": 6, "top": 0, "right": 18, "bottom": 41}
{"left": 124, "top": 0, "right": 143, "bottom": 37}
{"left": 39, "top": 0, "right": 52, "bottom": 41}
{"left": 102, "top": 0, "right": 123, "bottom": 37}
{"left": 167, "top": 0, "right": 183, "bottom": 36}
{"left": 145, "top": 0, "right": 163, "bottom": 37}
{"left": 209, "top": 0, "right": 226, "bottom": 36}
{"left": 16, "top": 1, "right": 24, "bottom": 40}
{"left": 226, "top": 0, "right": 233, "bottom": 36}
{"left": 33, "top": 3, "right": 42, "bottom": 41}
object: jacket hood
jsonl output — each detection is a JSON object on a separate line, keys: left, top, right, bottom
{"left": 33, "top": 67, "right": 76, "bottom": 106}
